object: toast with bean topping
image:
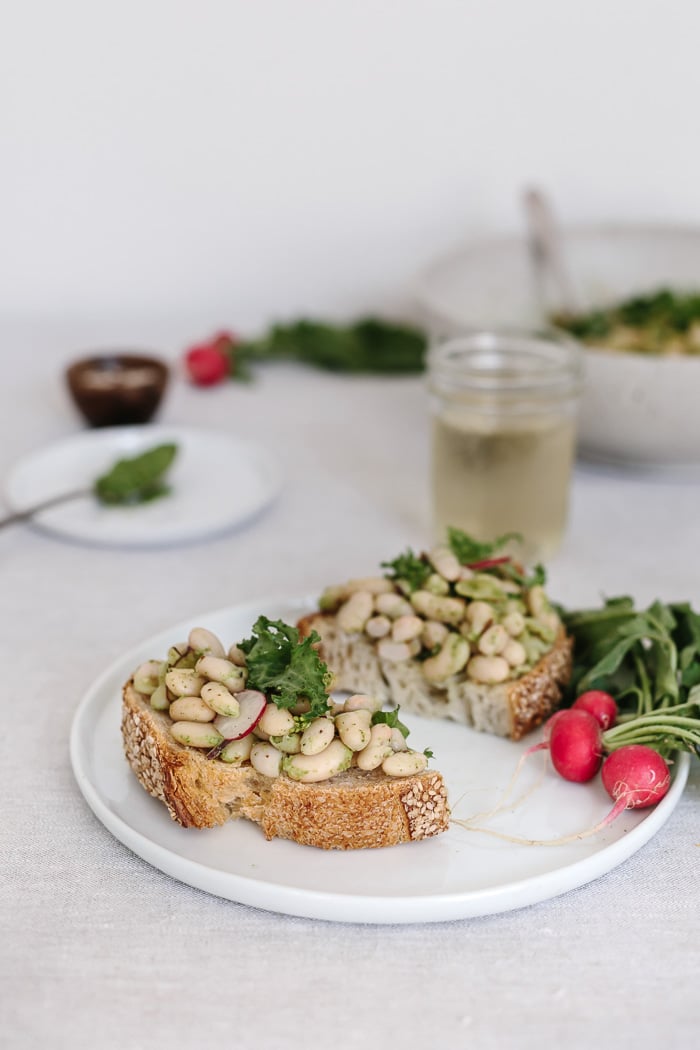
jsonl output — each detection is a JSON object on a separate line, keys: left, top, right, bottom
{"left": 121, "top": 620, "right": 449, "bottom": 849}
{"left": 298, "top": 531, "right": 573, "bottom": 741}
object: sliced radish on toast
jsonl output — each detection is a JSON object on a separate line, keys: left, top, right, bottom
{"left": 214, "top": 690, "right": 267, "bottom": 740}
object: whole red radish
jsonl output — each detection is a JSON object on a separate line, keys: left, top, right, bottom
{"left": 184, "top": 330, "right": 236, "bottom": 386}
{"left": 185, "top": 345, "right": 229, "bottom": 386}
{"left": 572, "top": 690, "right": 618, "bottom": 730}
{"left": 548, "top": 709, "right": 603, "bottom": 782}
{"left": 601, "top": 745, "right": 671, "bottom": 811}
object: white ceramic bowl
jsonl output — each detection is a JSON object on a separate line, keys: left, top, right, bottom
{"left": 414, "top": 225, "right": 700, "bottom": 466}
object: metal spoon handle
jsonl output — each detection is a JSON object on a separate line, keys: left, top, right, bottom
{"left": 522, "top": 187, "right": 579, "bottom": 318}
{"left": 0, "top": 489, "right": 90, "bottom": 531}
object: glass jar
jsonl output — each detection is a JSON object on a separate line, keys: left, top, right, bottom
{"left": 427, "top": 330, "right": 583, "bottom": 563}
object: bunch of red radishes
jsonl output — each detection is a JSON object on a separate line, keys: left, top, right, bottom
{"left": 533, "top": 691, "right": 671, "bottom": 833}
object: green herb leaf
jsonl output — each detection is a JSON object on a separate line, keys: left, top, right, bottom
{"left": 381, "top": 549, "right": 431, "bottom": 592}
{"left": 94, "top": 443, "right": 178, "bottom": 505}
{"left": 238, "top": 616, "right": 331, "bottom": 720}
{"left": 423, "top": 747, "right": 434, "bottom": 759}
{"left": 371, "top": 706, "right": 410, "bottom": 738}
{"left": 554, "top": 289, "right": 700, "bottom": 354}
{"left": 447, "top": 528, "right": 521, "bottom": 565}
{"left": 234, "top": 318, "right": 426, "bottom": 377}
{"left": 562, "top": 595, "right": 700, "bottom": 750}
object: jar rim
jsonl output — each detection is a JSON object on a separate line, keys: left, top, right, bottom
{"left": 427, "top": 328, "right": 583, "bottom": 396}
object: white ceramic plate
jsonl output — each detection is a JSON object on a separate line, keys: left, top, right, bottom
{"left": 5, "top": 425, "right": 279, "bottom": 546}
{"left": 70, "top": 597, "right": 690, "bottom": 924}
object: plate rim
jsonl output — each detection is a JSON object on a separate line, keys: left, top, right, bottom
{"left": 4, "top": 423, "right": 280, "bottom": 547}
{"left": 69, "top": 595, "right": 691, "bottom": 924}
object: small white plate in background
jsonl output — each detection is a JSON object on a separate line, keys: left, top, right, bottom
{"left": 4, "top": 425, "right": 279, "bottom": 546}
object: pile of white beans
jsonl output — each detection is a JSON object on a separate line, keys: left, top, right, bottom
{"left": 320, "top": 545, "right": 561, "bottom": 687}
{"left": 132, "top": 627, "right": 429, "bottom": 783}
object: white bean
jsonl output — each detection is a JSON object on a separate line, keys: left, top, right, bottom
{"left": 382, "top": 750, "right": 428, "bottom": 777}
{"left": 201, "top": 681, "right": 241, "bottom": 717}
{"left": 149, "top": 683, "right": 169, "bottom": 711}
{"left": 334, "top": 709, "right": 372, "bottom": 751}
{"left": 167, "top": 642, "right": 189, "bottom": 665}
{"left": 391, "top": 615, "right": 424, "bottom": 643}
{"left": 466, "top": 655, "right": 510, "bottom": 684}
{"left": 318, "top": 584, "right": 348, "bottom": 611}
{"left": 188, "top": 627, "right": 225, "bottom": 658}
{"left": 269, "top": 732, "right": 302, "bottom": 754}
{"left": 343, "top": 693, "right": 383, "bottom": 714}
{"left": 527, "top": 585, "right": 548, "bottom": 616}
{"left": 422, "top": 620, "right": 449, "bottom": 649}
{"left": 165, "top": 669, "right": 206, "bottom": 698}
{"left": 410, "top": 591, "right": 465, "bottom": 625}
{"left": 282, "top": 739, "right": 353, "bottom": 783}
{"left": 195, "top": 655, "right": 247, "bottom": 692}
{"left": 478, "top": 624, "right": 509, "bottom": 656}
{"left": 170, "top": 721, "right": 223, "bottom": 748}
{"left": 300, "top": 717, "right": 336, "bottom": 755}
{"left": 356, "top": 723, "right": 393, "bottom": 770}
{"left": 375, "top": 593, "right": 414, "bottom": 619}
{"left": 425, "top": 573, "right": 449, "bottom": 596}
{"left": 428, "top": 546, "right": 462, "bottom": 582}
{"left": 502, "top": 611, "right": 525, "bottom": 637}
{"left": 503, "top": 639, "right": 527, "bottom": 667}
{"left": 540, "top": 610, "right": 561, "bottom": 632}
{"left": 167, "top": 642, "right": 196, "bottom": 669}
{"left": 250, "top": 741, "right": 282, "bottom": 777}
{"left": 465, "top": 601, "right": 494, "bottom": 635}
{"left": 345, "top": 576, "right": 394, "bottom": 596}
{"left": 133, "top": 660, "right": 165, "bottom": 697}
{"left": 421, "top": 634, "right": 470, "bottom": 683}
{"left": 376, "top": 640, "right": 413, "bottom": 663}
{"left": 169, "top": 697, "right": 216, "bottom": 723}
{"left": 258, "top": 703, "right": 296, "bottom": 737}
{"left": 219, "top": 735, "right": 253, "bottom": 765}
{"left": 365, "top": 615, "right": 391, "bottom": 639}
{"left": 336, "top": 591, "right": 374, "bottom": 634}
{"left": 227, "top": 645, "right": 247, "bottom": 667}
{"left": 390, "top": 727, "right": 408, "bottom": 752}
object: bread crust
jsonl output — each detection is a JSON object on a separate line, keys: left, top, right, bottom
{"left": 122, "top": 683, "right": 450, "bottom": 849}
{"left": 299, "top": 612, "right": 573, "bottom": 741}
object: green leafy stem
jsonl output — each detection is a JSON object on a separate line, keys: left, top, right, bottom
{"left": 562, "top": 597, "right": 700, "bottom": 757}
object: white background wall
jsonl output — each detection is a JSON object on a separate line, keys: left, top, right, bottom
{"left": 3, "top": 0, "right": 700, "bottom": 336}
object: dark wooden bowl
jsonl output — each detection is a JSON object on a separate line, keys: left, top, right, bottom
{"left": 65, "top": 353, "right": 169, "bottom": 427}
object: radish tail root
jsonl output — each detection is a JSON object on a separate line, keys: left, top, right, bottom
{"left": 456, "top": 742, "right": 548, "bottom": 825}
{"left": 451, "top": 795, "right": 629, "bottom": 846}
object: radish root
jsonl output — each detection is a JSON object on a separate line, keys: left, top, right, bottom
{"left": 451, "top": 795, "right": 629, "bottom": 846}
{"left": 462, "top": 742, "right": 548, "bottom": 825}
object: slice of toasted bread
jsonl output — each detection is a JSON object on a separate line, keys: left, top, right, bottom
{"left": 122, "top": 683, "right": 450, "bottom": 849}
{"left": 299, "top": 613, "right": 573, "bottom": 741}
